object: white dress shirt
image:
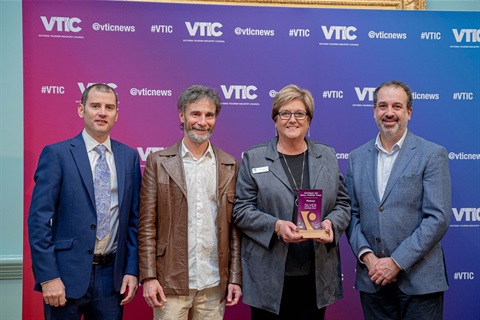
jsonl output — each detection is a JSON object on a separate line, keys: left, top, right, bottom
{"left": 375, "top": 129, "right": 407, "bottom": 200}
{"left": 82, "top": 129, "right": 119, "bottom": 255}
{"left": 181, "top": 139, "right": 220, "bottom": 290}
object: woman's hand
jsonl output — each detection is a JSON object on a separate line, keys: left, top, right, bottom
{"left": 314, "top": 219, "right": 334, "bottom": 244}
{"left": 276, "top": 220, "right": 307, "bottom": 243}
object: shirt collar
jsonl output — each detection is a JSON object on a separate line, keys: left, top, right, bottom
{"left": 82, "top": 129, "right": 112, "bottom": 153}
{"left": 375, "top": 128, "right": 408, "bottom": 154}
{"left": 181, "top": 138, "right": 214, "bottom": 160}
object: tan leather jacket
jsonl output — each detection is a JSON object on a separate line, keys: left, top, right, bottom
{"left": 138, "top": 140, "right": 241, "bottom": 301}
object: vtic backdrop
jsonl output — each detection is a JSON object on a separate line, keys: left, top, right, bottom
{"left": 22, "top": 1, "right": 479, "bottom": 319}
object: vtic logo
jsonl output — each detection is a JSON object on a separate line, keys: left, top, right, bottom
{"left": 420, "top": 32, "right": 441, "bottom": 40}
{"left": 452, "top": 29, "right": 480, "bottom": 42}
{"left": 321, "top": 26, "right": 357, "bottom": 40}
{"left": 453, "top": 92, "right": 474, "bottom": 100}
{"left": 220, "top": 85, "right": 258, "bottom": 100}
{"left": 151, "top": 25, "right": 173, "bottom": 33}
{"left": 41, "top": 16, "right": 81, "bottom": 32}
{"left": 41, "top": 86, "right": 65, "bottom": 94}
{"left": 137, "top": 147, "right": 164, "bottom": 162}
{"left": 322, "top": 90, "right": 343, "bottom": 99}
{"left": 452, "top": 208, "right": 480, "bottom": 222}
{"left": 289, "top": 29, "right": 310, "bottom": 37}
{"left": 354, "top": 87, "right": 376, "bottom": 101}
{"left": 185, "top": 22, "right": 222, "bottom": 37}
{"left": 78, "top": 82, "right": 117, "bottom": 94}
{"left": 453, "top": 272, "right": 474, "bottom": 280}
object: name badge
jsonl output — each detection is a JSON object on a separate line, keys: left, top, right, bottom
{"left": 252, "top": 166, "right": 269, "bottom": 174}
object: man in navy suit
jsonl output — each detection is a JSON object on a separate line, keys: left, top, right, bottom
{"left": 346, "top": 80, "right": 451, "bottom": 319}
{"left": 28, "top": 83, "right": 141, "bottom": 319}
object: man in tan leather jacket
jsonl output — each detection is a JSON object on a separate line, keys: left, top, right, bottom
{"left": 138, "top": 85, "right": 242, "bottom": 320}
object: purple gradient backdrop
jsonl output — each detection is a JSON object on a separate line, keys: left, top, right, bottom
{"left": 23, "top": 1, "right": 479, "bottom": 319}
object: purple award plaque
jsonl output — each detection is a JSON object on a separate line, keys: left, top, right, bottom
{"left": 296, "top": 189, "right": 327, "bottom": 238}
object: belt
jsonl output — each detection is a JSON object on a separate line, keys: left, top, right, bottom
{"left": 92, "top": 253, "right": 114, "bottom": 265}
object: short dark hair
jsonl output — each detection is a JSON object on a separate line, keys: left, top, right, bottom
{"left": 81, "top": 83, "right": 118, "bottom": 106}
{"left": 373, "top": 80, "right": 413, "bottom": 110}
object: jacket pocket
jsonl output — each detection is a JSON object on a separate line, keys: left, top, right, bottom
{"left": 243, "top": 238, "right": 255, "bottom": 261}
{"left": 227, "top": 192, "right": 235, "bottom": 203}
{"left": 156, "top": 241, "right": 167, "bottom": 257}
{"left": 54, "top": 239, "right": 73, "bottom": 251}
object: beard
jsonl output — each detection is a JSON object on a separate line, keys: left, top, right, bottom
{"left": 184, "top": 123, "right": 213, "bottom": 144}
{"left": 377, "top": 115, "right": 407, "bottom": 137}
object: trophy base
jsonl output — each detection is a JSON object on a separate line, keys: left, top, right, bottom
{"left": 295, "top": 229, "right": 328, "bottom": 239}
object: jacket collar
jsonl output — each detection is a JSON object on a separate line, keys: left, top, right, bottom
{"left": 160, "top": 139, "right": 237, "bottom": 197}
{"left": 264, "top": 137, "right": 325, "bottom": 191}
{"left": 367, "top": 130, "right": 417, "bottom": 204}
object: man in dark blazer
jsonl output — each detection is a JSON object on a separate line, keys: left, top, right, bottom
{"left": 346, "top": 80, "right": 451, "bottom": 319}
{"left": 28, "top": 83, "right": 141, "bottom": 319}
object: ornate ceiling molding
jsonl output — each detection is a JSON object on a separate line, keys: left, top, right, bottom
{"left": 138, "top": 0, "right": 426, "bottom": 10}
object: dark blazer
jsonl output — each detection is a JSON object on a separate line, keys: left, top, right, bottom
{"left": 346, "top": 130, "right": 451, "bottom": 295}
{"left": 233, "top": 137, "right": 350, "bottom": 314}
{"left": 28, "top": 133, "right": 141, "bottom": 299}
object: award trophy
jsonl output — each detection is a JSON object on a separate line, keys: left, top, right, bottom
{"left": 295, "top": 189, "right": 327, "bottom": 238}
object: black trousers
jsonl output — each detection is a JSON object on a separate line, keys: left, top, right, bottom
{"left": 251, "top": 274, "right": 326, "bottom": 320}
{"left": 360, "top": 283, "right": 444, "bottom": 320}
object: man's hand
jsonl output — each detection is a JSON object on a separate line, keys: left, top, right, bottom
{"left": 226, "top": 284, "right": 242, "bottom": 306}
{"left": 368, "top": 257, "right": 400, "bottom": 286}
{"left": 361, "top": 252, "right": 379, "bottom": 271}
{"left": 41, "top": 278, "right": 67, "bottom": 307}
{"left": 120, "top": 275, "right": 139, "bottom": 305}
{"left": 142, "top": 278, "right": 167, "bottom": 308}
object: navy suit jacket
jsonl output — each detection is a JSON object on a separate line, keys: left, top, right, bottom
{"left": 28, "top": 133, "right": 141, "bottom": 299}
{"left": 346, "top": 130, "right": 451, "bottom": 295}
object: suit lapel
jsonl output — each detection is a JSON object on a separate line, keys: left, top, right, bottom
{"left": 112, "top": 140, "right": 125, "bottom": 209}
{"left": 213, "top": 146, "right": 235, "bottom": 196}
{"left": 162, "top": 150, "right": 187, "bottom": 197}
{"left": 367, "top": 143, "right": 381, "bottom": 204}
{"left": 307, "top": 140, "right": 324, "bottom": 188}
{"left": 381, "top": 131, "right": 416, "bottom": 203}
{"left": 266, "top": 139, "right": 292, "bottom": 192}
{"left": 70, "top": 134, "right": 95, "bottom": 207}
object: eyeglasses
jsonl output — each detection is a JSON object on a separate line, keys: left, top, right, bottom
{"left": 277, "top": 111, "right": 308, "bottom": 120}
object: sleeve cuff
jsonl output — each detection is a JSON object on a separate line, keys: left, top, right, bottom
{"left": 358, "top": 247, "right": 373, "bottom": 264}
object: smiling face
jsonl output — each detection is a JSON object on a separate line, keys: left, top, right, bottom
{"left": 78, "top": 88, "right": 118, "bottom": 143}
{"left": 180, "top": 97, "right": 216, "bottom": 147}
{"left": 275, "top": 99, "right": 311, "bottom": 144}
{"left": 374, "top": 85, "right": 412, "bottom": 144}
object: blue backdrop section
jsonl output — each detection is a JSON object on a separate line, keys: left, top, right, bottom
{"left": 22, "top": 1, "right": 479, "bottom": 319}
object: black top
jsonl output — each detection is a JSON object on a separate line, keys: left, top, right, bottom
{"left": 279, "top": 151, "right": 314, "bottom": 276}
